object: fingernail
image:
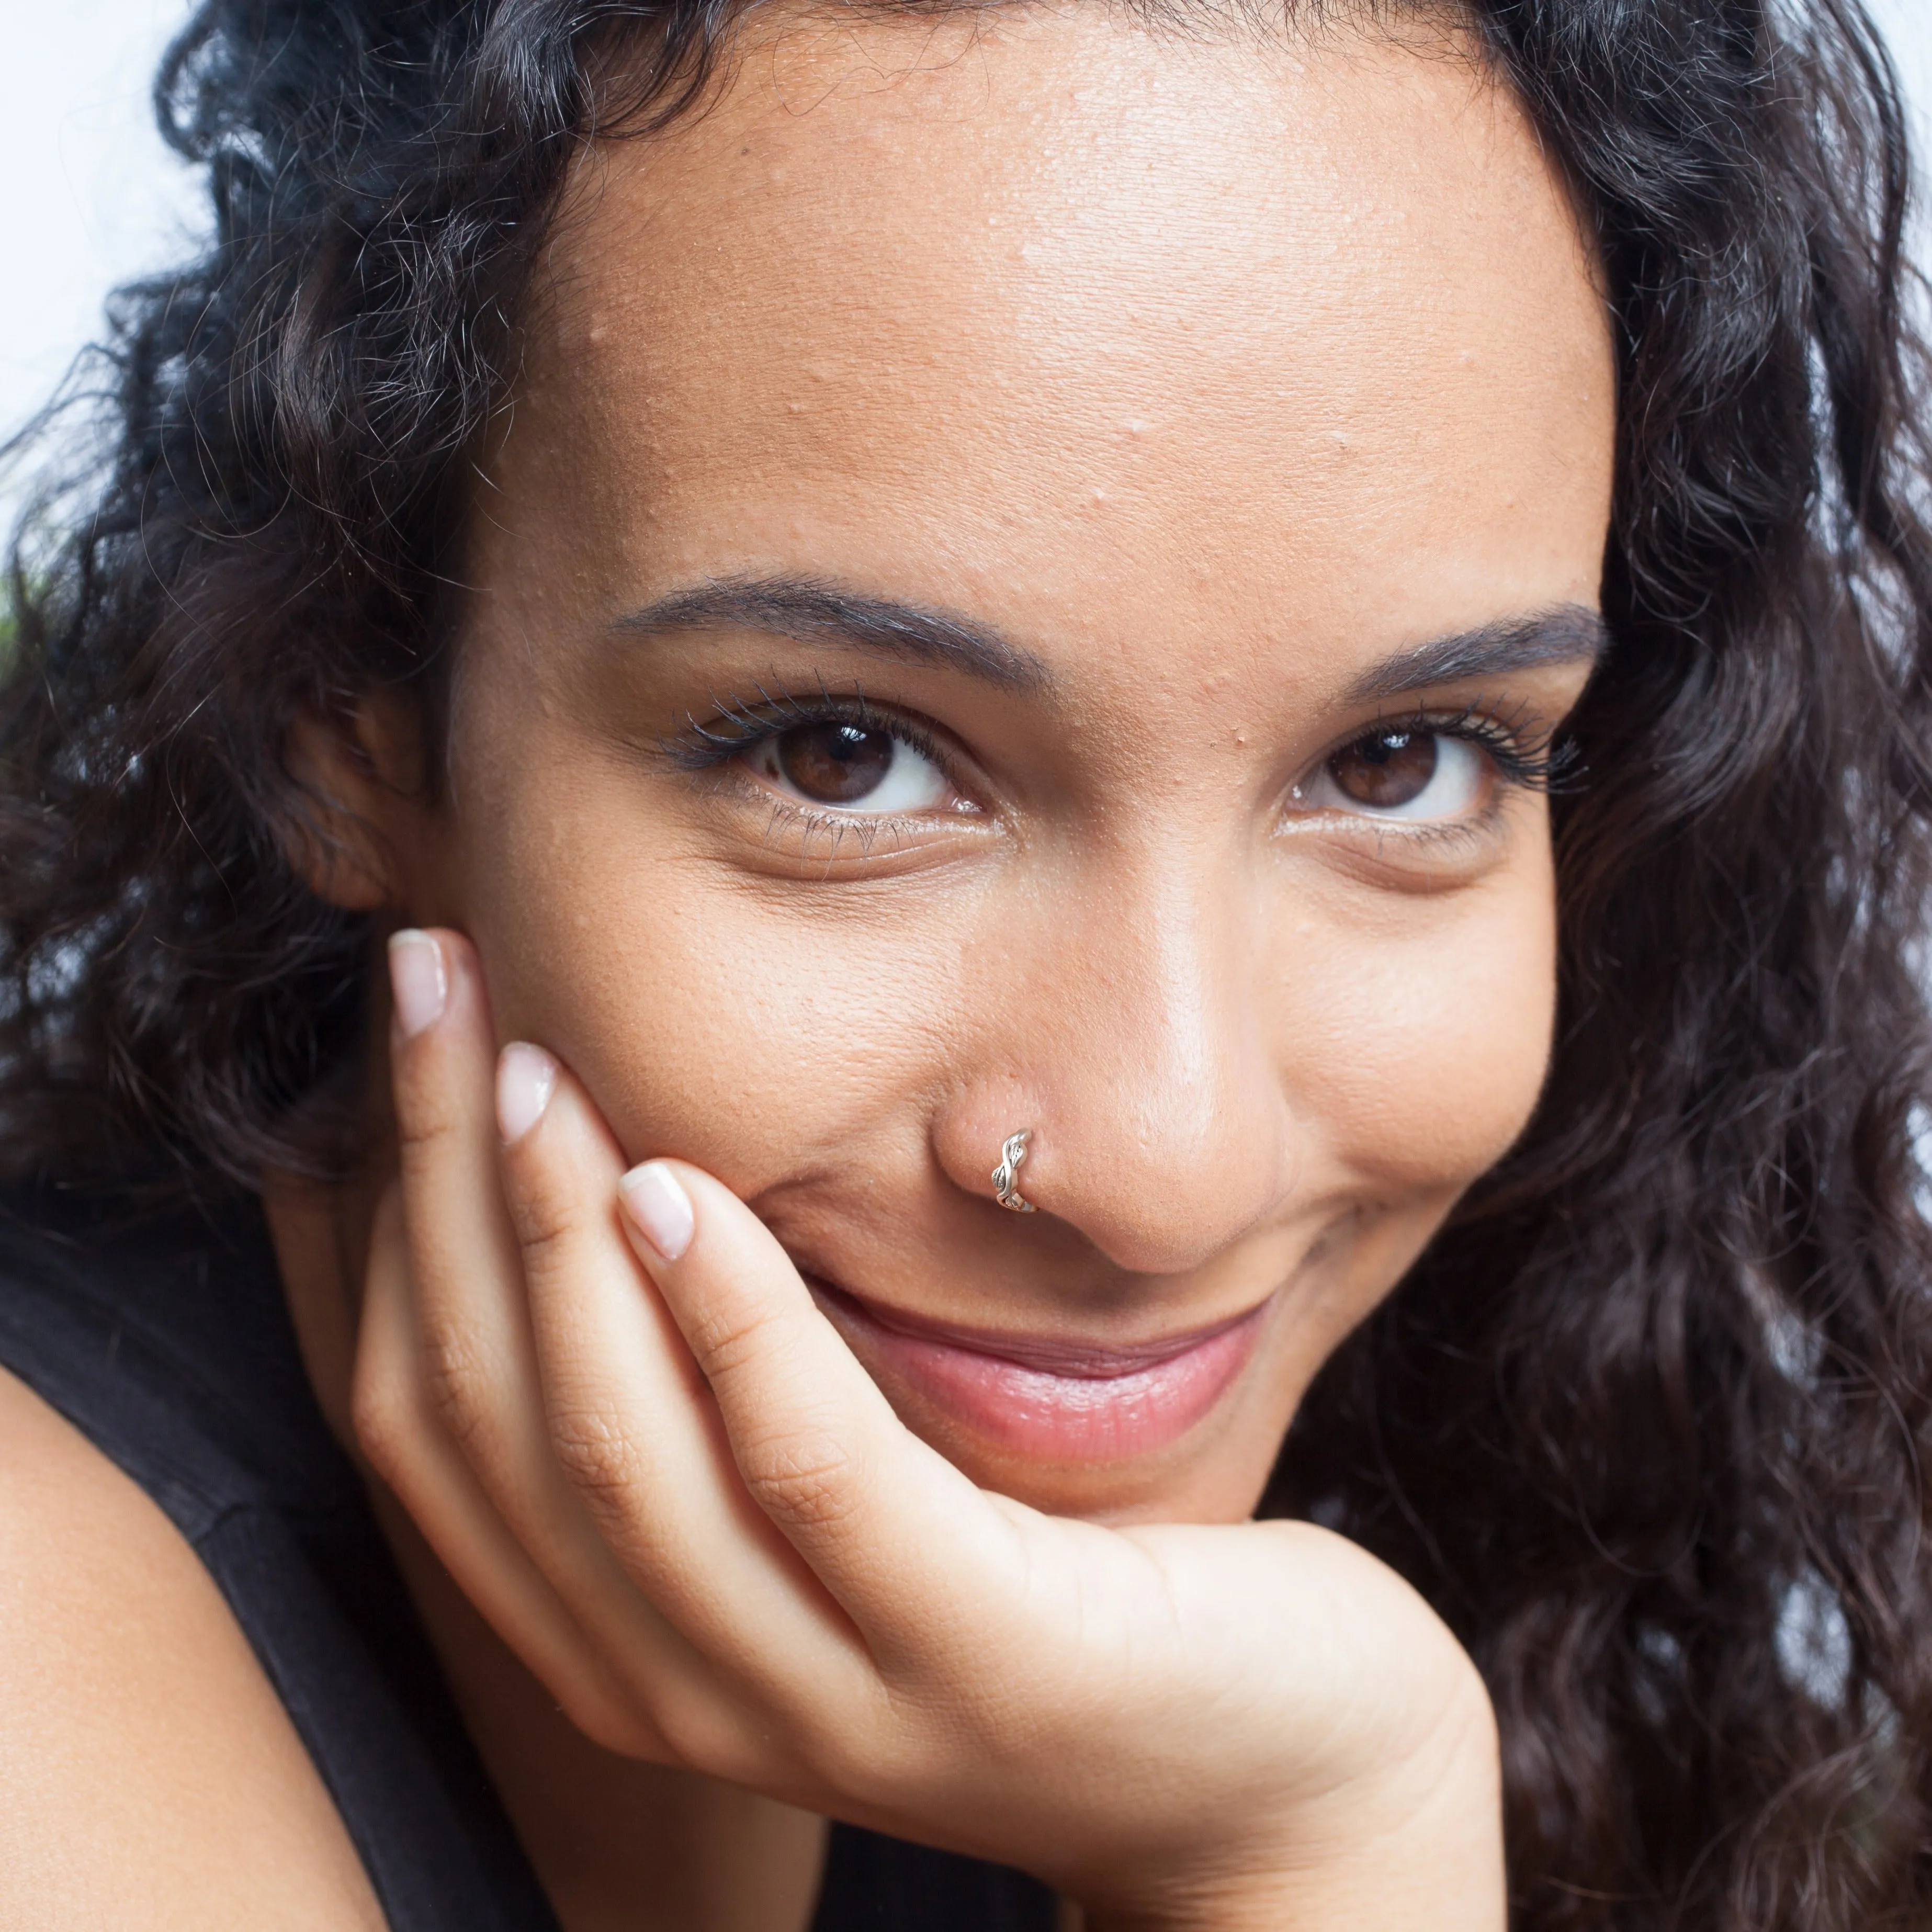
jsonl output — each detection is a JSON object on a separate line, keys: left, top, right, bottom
{"left": 619, "top": 1161, "right": 695, "bottom": 1262}
{"left": 496, "top": 1043, "right": 558, "bottom": 1145}
{"left": 388, "top": 930, "right": 447, "bottom": 1039}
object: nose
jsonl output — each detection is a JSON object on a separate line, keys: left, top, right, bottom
{"left": 931, "top": 857, "right": 1293, "bottom": 1277}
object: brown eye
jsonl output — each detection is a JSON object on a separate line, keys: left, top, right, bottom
{"left": 751, "top": 719, "right": 950, "bottom": 813}
{"left": 1328, "top": 729, "right": 1439, "bottom": 809}
{"left": 776, "top": 724, "right": 894, "bottom": 803}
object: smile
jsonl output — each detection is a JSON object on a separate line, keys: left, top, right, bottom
{"left": 808, "top": 1281, "right": 1272, "bottom": 1463}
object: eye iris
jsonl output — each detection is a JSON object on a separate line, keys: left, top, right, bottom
{"left": 1329, "top": 730, "right": 1438, "bottom": 809}
{"left": 776, "top": 722, "right": 896, "bottom": 804}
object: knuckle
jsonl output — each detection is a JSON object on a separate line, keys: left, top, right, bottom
{"left": 545, "top": 1398, "right": 648, "bottom": 1511}
{"left": 739, "top": 1428, "right": 863, "bottom": 1532}
{"left": 645, "top": 1678, "right": 759, "bottom": 1780}
{"left": 584, "top": 1709, "right": 669, "bottom": 1764}
{"left": 392, "top": 1074, "right": 466, "bottom": 1163}
{"left": 416, "top": 1324, "right": 497, "bottom": 1457}
{"left": 681, "top": 1300, "right": 787, "bottom": 1384}
{"left": 350, "top": 1349, "right": 427, "bottom": 1490}
{"left": 506, "top": 1168, "right": 595, "bottom": 1280}
{"left": 557, "top": 1685, "right": 668, "bottom": 1762}
{"left": 683, "top": 1308, "right": 868, "bottom": 1533}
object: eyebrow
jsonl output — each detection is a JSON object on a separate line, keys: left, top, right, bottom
{"left": 1341, "top": 605, "right": 1610, "bottom": 704}
{"left": 614, "top": 576, "right": 1052, "bottom": 692}
{"left": 615, "top": 574, "right": 1607, "bottom": 704}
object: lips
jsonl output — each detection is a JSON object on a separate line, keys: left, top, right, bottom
{"left": 809, "top": 1280, "right": 1270, "bottom": 1463}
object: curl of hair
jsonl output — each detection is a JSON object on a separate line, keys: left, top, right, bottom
{"left": 4, "top": 0, "right": 1931, "bottom": 1924}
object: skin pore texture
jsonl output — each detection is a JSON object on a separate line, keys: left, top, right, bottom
{"left": 0, "top": 6, "right": 1617, "bottom": 1930}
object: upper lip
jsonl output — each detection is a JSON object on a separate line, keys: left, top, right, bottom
{"left": 807, "top": 1276, "right": 1273, "bottom": 1380}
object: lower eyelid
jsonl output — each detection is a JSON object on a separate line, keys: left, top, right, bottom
{"left": 743, "top": 796, "right": 973, "bottom": 868}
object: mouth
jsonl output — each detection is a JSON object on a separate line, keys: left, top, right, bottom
{"left": 807, "top": 1278, "right": 1272, "bottom": 1463}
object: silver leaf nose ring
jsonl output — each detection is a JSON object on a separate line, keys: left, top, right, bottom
{"left": 991, "top": 1129, "right": 1036, "bottom": 1213}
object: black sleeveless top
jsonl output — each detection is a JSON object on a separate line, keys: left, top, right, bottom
{"left": 0, "top": 1185, "right": 1057, "bottom": 1932}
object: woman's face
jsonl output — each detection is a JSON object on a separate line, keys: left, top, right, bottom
{"left": 401, "top": 6, "right": 1615, "bottom": 1524}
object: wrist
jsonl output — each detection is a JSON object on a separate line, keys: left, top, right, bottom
{"left": 1079, "top": 1670, "right": 1506, "bottom": 1932}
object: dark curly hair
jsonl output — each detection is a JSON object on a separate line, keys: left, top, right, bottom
{"left": 4, "top": 0, "right": 1931, "bottom": 1925}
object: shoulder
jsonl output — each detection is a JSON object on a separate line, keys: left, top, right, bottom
{"left": 0, "top": 1360, "right": 386, "bottom": 1929}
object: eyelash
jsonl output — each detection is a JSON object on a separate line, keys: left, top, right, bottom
{"left": 665, "top": 682, "right": 951, "bottom": 778}
{"left": 662, "top": 684, "right": 962, "bottom": 852}
{"left": 662, "top": 684, "right": 1577, "bottom": 820}
{"left": 1347, "top": 698, "right": 1578, "bottom": 797}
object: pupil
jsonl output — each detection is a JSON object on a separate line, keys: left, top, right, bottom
{"left": 1329, "top": 729, "right": 1438, "bottom": 809}
{"left": 776, "top": 722, "right": 895, "bottom": 805}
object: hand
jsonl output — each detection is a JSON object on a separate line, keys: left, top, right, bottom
{"left": 354, "top": 929, "right": 1504, "bottom": 1930}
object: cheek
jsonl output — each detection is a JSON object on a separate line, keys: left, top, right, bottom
{"left": 1281, "top": 867, "right": 1559, "bottom": 1203}
{"left": 451, "top": 751, "right": 972, "bottom": 1181}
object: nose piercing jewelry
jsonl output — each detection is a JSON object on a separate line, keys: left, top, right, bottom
{"left": 991, "top": 1129, "right": 1037, "bottom": 1213}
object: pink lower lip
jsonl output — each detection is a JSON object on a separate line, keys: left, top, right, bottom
{"left": 812, "top": 1284, "right": 1270, "bottom": 1462}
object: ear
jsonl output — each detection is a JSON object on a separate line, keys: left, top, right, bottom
{"left": 281, "top": 692, "right": 435, "bottom": 913}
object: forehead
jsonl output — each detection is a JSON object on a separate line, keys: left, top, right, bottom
{"left": 503, "top": 6, "right": 1613, "bottom": 657}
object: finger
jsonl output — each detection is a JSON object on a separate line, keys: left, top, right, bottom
{"left": 386, "top": 928, "right": 539, "bottom": 1510}
{"left": 496, "top": 1049, "right": 886, "bottom": 1748}
{"left": 383, "top": 931, "right": 739, "bottom": 1764}
{"left": 353, "top": 1182, "right": 669, "bottom": 1759}
{"left": 614, "top": 1156, "right": 1034, "bottom": 1663}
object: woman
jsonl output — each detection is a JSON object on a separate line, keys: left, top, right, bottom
{"left": 2, "top": 0, "right": 1928, "bottom": 1925}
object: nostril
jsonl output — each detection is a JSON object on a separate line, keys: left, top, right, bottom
{"left": 929, "top": 1071, "right": 1294, "bottom": 1276}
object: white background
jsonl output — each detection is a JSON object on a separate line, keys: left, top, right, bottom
{"left": 3, "top": 0, "right": 1932, "bottom": 519}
